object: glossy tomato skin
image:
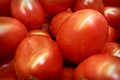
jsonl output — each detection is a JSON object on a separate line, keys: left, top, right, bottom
{"left": 14, "top": 36, "right": 63, "bottom": 80}
{"left": 0, "top": 17, "right": 28, "bottom": 64}
{"left": 104, "top": 7, "right": 120, "bottom": 30}
{"left": 0, "top": 61, "right": 18, "bottom": 80}
{"left": 57, "top": 9, "right": 109, "bottom": 64}
{"left": 50, "top": 10, "right": 72, "bottom": 38}
{"left": 108, "top": 26, "right": 117, "bottom": 42}
{"left": 102, "top": 42, "right": 120, "bottom": 58}
{"left": 74, "top": 53, "right": 120, "bottom": 80}
{"left": 0, "top": 0, "right": 11, "bottom": 16}
{"left": 74, "top": 0, "right": 104, "bottom": 14}
{"left": 11, "top": 0, "right": 46, "bottom": 30}
{"left": 40, "top": 0, "right": 74, "bottom": 14}
{"left": 29, "top": 29, "right": 51, "bottom": 38}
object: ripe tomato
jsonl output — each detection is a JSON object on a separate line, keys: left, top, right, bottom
{"left": 108, "top": 26, "right": 117, "bottom": 42}
{"left": 0, "top": 17, "right": 28, "bottom": 64}
{"left": 57, "top": 9, "right": 109, "bottom": 64}
{"left": 40, "top": 0, "right": 74, "bottom": 14}
{"left": 11, "top": 0, "right": 46, "bottom": 30}
{"left": 102, "top": 42, "right": 120, "bottom": 58}
{"left": 74, "top": 0, "right": 104, "bottom": 14}
{"left": 104, "top": 7, "right": 120, "bottom": 30}
{"left": 50, "top": 10, "right": 72, "bottom": 38}
{"left": 14, "top": 35, "right": 63, "bottom": 80}
{"left": 74, "top": 53, "right": 120, "bottom": 80}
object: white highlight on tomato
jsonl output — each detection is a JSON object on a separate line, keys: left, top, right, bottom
{"left": 0, "top": 24, "right": 11, "bottom": 35}
{"left": 84, "top": 0, "right": 93, "bottom": 5}
{"left": 31, "top": 52, "right": 48, "bottom": 69}
{"left": 20, "top": 0, "right": 33, "bottom": 14}
{"left": 113, "top": 49, "right": 120, "bottom": 57}
{"left": 105, "top": 8, "right": 118, "bottom": 16}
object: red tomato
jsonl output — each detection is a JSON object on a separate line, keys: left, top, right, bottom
{"left": 102, "top": 42, "right": 120, "bottom": 58}
{"left": 0, "top": 61, "right": 18, "bottom": 80}
{"left": 104, "top": 7, "right": 120, "bottom": 30}
{"left": 57, "top": 9, "right": 109, "bottom": 64}
{"left": 74, "top": 0, "right": 104, "bottom": 14}
{"left": 0, "top": 0, "right": 11, "bottom": 16}
{"left": 0, "top": 17, "right": 28, "bottom": 64}
{"left": 74, "top": 53, "right": 120, "bottom": 80}
{"left": 29, "top": 29, "right": 51, "bottom": 37}
{"left": 108, "top": 26, "right": 117, "bottom": 42}
{"left": 14, "top": 35, "right": 63, "bottom": 80}
{"left": 102, "top": 0, "right": 120, "bottom": 6}
{"left": 50, "top": 10, "right": 72, "bottom": 38}
{"left": 11, "top": 0, "right": 46, "bottom": 30}
{"left": 59, "top": 67, "right": 75, "bottom": 80}
{"left": 40, "top": 0, "right": 74, "bottom": 14}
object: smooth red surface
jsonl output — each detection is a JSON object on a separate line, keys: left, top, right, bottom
{"left": 0, "top": 17, "right": 28, "bottom": 64}
{"left": 103, "top": 0, "right": 120, "bottom": 6}
{"left": 40, "top": 0, "right": 74, "bottom": 14}
{"left": 74, "top": 0, "right": 104, "bottom": 14}
{"left": 11, "top": 0, "right": 46, "bottom": 30}
{"left": 0, "top": 0, "right": 11, "bottom": 16}
{"left": 29, "top": 29, "right": 51, "bottom": 38}
{"left": 50, "top": 10, "right": 72, "bottom": 38}
{"left": 104, "top": 7, "right": 120, "bottom": 30}
{"left": 57, "top": 9, "right": 109, "bottom": 64}
{"left": 0, "top": 61, "right": 18, "bottom": 80}
{"left": 102, "top": 42, "right": 120, "bottom": 58}
{"left": 74, "top": 53, "right": 120, "bottom": 80}
{"left": 108, "top": 26, "right": 117, "bottom": 42}
{"left": 14, "top": 36, "right": 63, "bottom": 80}
{"left": 59, "top": 67, "right": 75, "bottom": 80}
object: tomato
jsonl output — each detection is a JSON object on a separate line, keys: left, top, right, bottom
{"left": 102, "top": 0, "right": 120, "bottom": 6}
{"left": 40, "top": 0, "right": 74, "bottom": 14}
{"left": 0, "top": 17, "right": 28, "bottom": 64}
{"left": 0, "top": 0, "right": 11, "bottom": 16}
{"left": 1, "top": 1, "right": 120, "bottom": 79}
{"left": 108, "top": 26, "right": 117, "bottom": 42}
{"left": 11, "top": 0, "right": 46, "bottom": 30}
{"left": 74, "top": 0, "right": 104, "bottom": 14}
{"left": 74, "top": 53, "right": 120, "bottom": 80}
{"left": 59, "top": 67, "right": 75, "bottom": 80}
{"left": 50, "top": 10, "right": 72, "bottom": 38}
{"left": 14, "top": 35, "right": 63, "bottom": 80}
{"left": 0, "top": 61, "right": 18, "bottom": 80}
{"left": 29, "top": 29, "right": 51, "bottom": 37}
{"left": 102, "top": 42, "right": 120, "bottom": 58}
{"left": 57, "top": 9, "right": 109, "bottom": 64}
{"left": 104, "top": 6, "right": 120, "bottom": 30}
